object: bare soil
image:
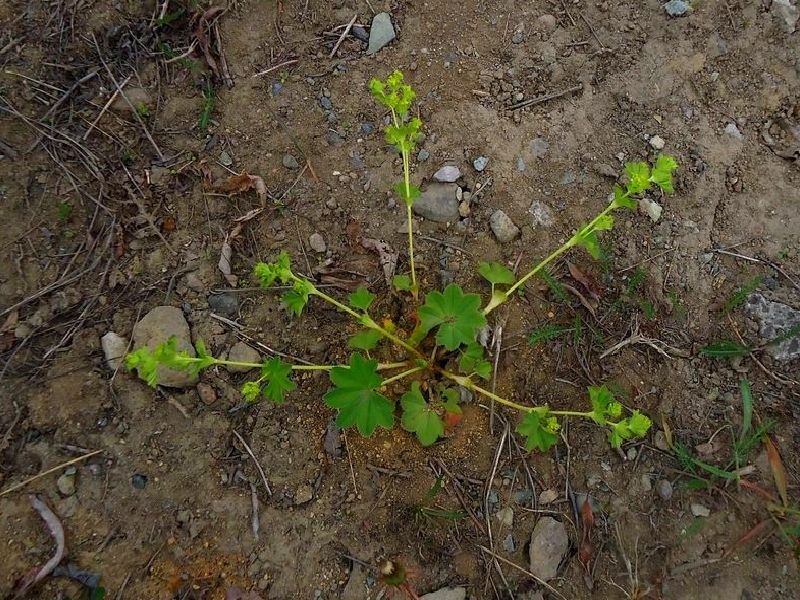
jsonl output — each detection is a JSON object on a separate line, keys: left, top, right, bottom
{"left": 1, "top": 1, "right": 799, "bottom": 599}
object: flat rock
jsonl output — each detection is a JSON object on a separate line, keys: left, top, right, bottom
{"left": 473, "top": 155, "right": 489, "bottom": 172}
{"left": 101, "top": 332, "right": 128, "bottom": 372}
{"left": 745, "top": 294, "right": 800, "bottom": 361}
{"left": 420, "top": 588, "right": 467, "bottom": 600}
{"left": 132, "top": 306, "right": 197, "bottom": 388}
{"left": 56, "top": 469, "right": 76, "bottom": 496}
{"left": 656, "top": 479, "right": 673, "bottom": 500}
{"left": 111, "top": 87, "right": 152, "bottom": 113}
{"left": 282, "top": 154, "right": 300, "bottom": 169}
{"left": 528, "top": 517, "right": 569, "bottom": 581}
{"left": 309, "top": 233, "right": 327, "bottom": 253}
{"left": 772, "top": 0, "right": 799, "bottom": 33}
{"left": 208, "top": 293, "right": 238, "bottom": 318}
{"left": 433, "top": 165, "right": 461, "bottom": 183}
{"left": 413, "top": 183, "right": 459, "bottom": 222}
{"left": 538, "top": 489, "right": 559, "bottom": 505}
{"left": 531, "top": 137, "right": 549, "bottom": 158}
{"left": 663, "top": 0, "right": 691, "bottom": 16}
{"left": 528, "top": 200, "right": 553, "bottom": 228}
{"left": 490, "top": 210, "right": 520, "bottom": 243}
{"left": 691, "top": 503, "right": 710, "bottom": 517}
{"left": 367, "top": 12, "right": 395, "bottom": 55}
{"left": 294, "top": 485, "right": 314, "bottom": 505}
{"left": 496, "top": 507, "right": 514, "bottom": 527}
{"left": 638, "top": 197, "right": 663, "bottom": 222}
{"left": 226, "top": 342, "right": 261, "bottom": 372}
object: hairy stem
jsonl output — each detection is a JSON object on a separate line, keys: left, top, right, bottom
{"left": 392, "top": 107, "right": 418, "bottom": 299}
{"left": 484, "top": 194, "right": 629, "bottom": 316}
{"left": 440, "top": 370, "right": 534, "bottom": 413}
{"left": 381, "top": 365, "right": 426, "bottom": 386}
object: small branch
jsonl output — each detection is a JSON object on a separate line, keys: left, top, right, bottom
{"left": 381, "top": 366, "right": 426, "bottom": 387}
{"left": 0, "top": 450, "right": 102, "bottom": 498}
{"left": 252, "top": 58, "right": 298, "bottom": 78}
{"left": 232, "top": 430, "right": 272, "bottom": 496}
{"left": 509, "top": 84, "right": 582, "bottom": 111}
{"left": 329, "top": 14, "right": 357, "bottom": 58}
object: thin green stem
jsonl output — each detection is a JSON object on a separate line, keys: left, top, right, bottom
{"left": 391, "top": 106, "right": 418, "bottom": 299}
{"left": 382, "top": 365, "right": 426, "bottom": 387}
{"left": 550, "top": 410, "right": 593, "bottom": 418}
{"left": 440, "top": 370, "right": 534, "bottom": 413}
{"left": 485, "top": 195, "right": 629, "bottom": 316}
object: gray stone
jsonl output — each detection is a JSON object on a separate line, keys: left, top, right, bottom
{"left": 352, "top": 25, "right": 369, "bottom": 42}
{"left": 664, "top": 0, "right": 691, "bottom": 17}
{"left": 295, "top": 485, "right": 314, "bottom": 505}
{"left": 226, "top": 342, "right": 260, "bottom": 373}
{"left": 208, "top": 293, "right": 239, "bottom": 318}
{"left": 691, "top": 503, "right": 710, "bottom": 517}
{"left": 724, "top": 122, "right": 744, "bottom": 140}
{"left": 528, "top": 200, "right": 553, "bottom": 228}
{"left": 534, "top": 14, "right": 557, "bottom": 32}
{"left": 219, "top": 151, "right": 233, "bottom": 167}
{"left": 502, "top": 534, "right": 516, "bottom": 553}
{"left": 656, "top": 479, "right": 673, "bottom": 500}
{"left": 516, "top": 157, "right": 526, "bottom": 171}
{"left": 639, "top": 197, "right": 663, "bottom": 222}
{"left": 528, "top": 517, "right": 569, "bottom": 581}
{"left": 538, "top": 489, "right": 559, "bottom": 505}
{"left": 473, "top": 155, "right": 489, "bottom": 172}
{"left": 531, "top": 137, "right": 549, "bottom": 158}
{"left": 309, "top": 233, "right": 327, "bottom": 253}
{"left": 496, "top": 507, "right": 514, "bottom": 527}
{"left": 417, "top": 149, "right": 430, "bottom": 162}
{"left": 772, "top": 0, "right": 799, "bottom": 33}
{"left": 490, "top": 210, "right": 520, "bottom": 243}
{"left": 593, "top": 163, "right": 618, "bottom": 178}
{"left": 132, "top": 306, "right": 197, "bottom": 388}
{"left": 197, "top": 382, "right": 217, "bottom": 405}
{"left": 745, "top": 294, "right": 800, "bottom": 361}
{"left": 282, "top": 154, "right": 300, "bottom": 170}
{"left": 56, "top": 469, "right": 76, "bottom": 496}
{"left": 111, "top": 87, "right": 152, "bottom": 114}
{"left": 326, "top": 131, "right": 343, "bottom": 146}
{"left": 649, "top": 134, "right": 666, "bottom": 150}
{"left": 420, "top": 588, "right": 466, "bottom": 600}
{"left": 413, "top": 183, "right": 460, "bottom": 222}
{"left": 433, "top": 165, "right": 461, "bottom": 183}
{"left": 366, "top": 12, "right": 395, "bottom": 55}
{"left": 101, "top": 332, "right": 128, "bottom": 372}
{"left": 319, "top": 97, "right": 333, "bottom": 110}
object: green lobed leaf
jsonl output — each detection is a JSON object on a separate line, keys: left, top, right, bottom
{"left": 649, "top": 154, "right": 678, "bottom": 193}
{"left": 593, "top": 214, "right": 614, "bottom": 231}
{"left": 607, "top": 410, "right": 652, "bottom": 448}
{"left": 576, "top": 229, "right": 601, "bottom": 259}
{"left": 253, "top": 251, "right": 293, "bottom": 287}
{"left": 417, "top": 283, "right": 487, "bottom": 351}
{"left": 323, "top": 353, "right": 394, "bottom": 436}
{"left": 260, "top": 357, "right": 296, "bottom": 403}
{"left": 516, "top": 408, "right": 560, "bottom": 452}
{"left": 625, "top": 161, "right": 651, "bottom": 195}
{"left": 400, "top": 382, "right": 444, "bottom": 446}
{"left": 440, "top": 387, "right": 462, "bottom": 415}
{"left": 125, "top": 346, "right": 160, "bottom": 387}
{"left": 458, "top": 342, "right": 492, "bottom": 380}
{"left": 370, "top": 69, "right": 416, "bottom": 116}
{"left": 392, "top": 274, "right": 412, "bottom": 292}
{"left": 588, "top": 385, "right": 623, "bottom": 425}
{"left": 349, "top": 328, "right": 383, "bottom": 350}
{"left": 241, "top": 381, "right": 261, "bottom": 402}
{"left": 478, "top": 261, "right": 515, "bottom": 286}
{"left": 281, "top": 279, "right": 314, "bottom": 316}
{"left": 348, "top": 286, "right": 376, "bottom": 311}
{"left": 392, "top": 182, "right": 421, "bottom": 206}
{"left": 613, "top": 184, "right": 637, "bottom": 209}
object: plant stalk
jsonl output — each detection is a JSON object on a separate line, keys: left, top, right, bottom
{"left": 381, "top": 365, "right": 426, "bottom": 386}
{"left": 392, "top": 107, "right": 418, "bottom": 299}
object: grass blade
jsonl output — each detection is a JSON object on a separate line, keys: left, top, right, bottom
{"left": 723, "top": 276, "right": 762, "bottom": 313}
{"left": 764, "top": 436, "right": 789, "bottom": 507}
{"left": 528, "top": 324, "right": 570, "bottom": 347}
{"left": 739, "top": 379, "right": 753, "bottom": 442}
{"left": 700, "top": 341, "right": 752, "bottom": 358}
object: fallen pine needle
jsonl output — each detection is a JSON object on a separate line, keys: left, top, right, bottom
{"left": 0, "top": 449, "right": 103, "bottom": 498}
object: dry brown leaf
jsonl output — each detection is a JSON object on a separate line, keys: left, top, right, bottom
{"left": 765, "top": 436, "right": 789, "bottom": 507}
{"left": 361, "top": 237, "right": 398, "bottom": 286}
{"left": 562, "top": 282, "right": 597, "bottom": 317}
{"left": 0, "top": 310, "right": 19, "bottom": 333}
{"left": 578, "top": 497, "right": 595, "bottom": 572}
{"left": 568, "top": 262, "right": 603, "bottom": 301}
{"left": 219, "top": 172, "right": 268, "bottom": 206}
{"left": 218, "top": 224, "right": 242, "bottom": 287}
